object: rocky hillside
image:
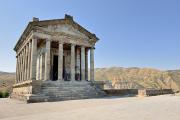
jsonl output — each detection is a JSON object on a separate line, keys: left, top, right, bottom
{"left": 0, "top": 71, "right": 15, "bottom": 92}
{"left": 95, "top": 67, "right": 180, "bottom": 91}
{"left": 168, "top": 70, "right": 180, "bottom": 90}
{"left": 0, "top": 67, "right": 180, "bottom": 92}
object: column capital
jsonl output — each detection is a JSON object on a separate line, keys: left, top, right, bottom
{"left": 81, "top": 45, "right": 85, "bottom": 49}
{"left": 71, "top": 43, "right": 76, "bottom": 47}
{"left": 58, "top": 39, "right": 64, "bottom": 44}
{"left": 59, "top": 41, "right": 63, "bottom": 44}
{"left": 31, "top": 35, "right": 38, "bottom": 40}
{"left": 91, "top": 46, "right": 95, "bottom": 49}
{"left": 46, "top": 38, "right": 51, "bottom": 42}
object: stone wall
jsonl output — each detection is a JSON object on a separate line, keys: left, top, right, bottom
{"left": 10, "top": 80, "right": 42, "bottom": 101}
{"left": 104, "top": 89, "right": 138, "bottom": 96}
{"left": 138, "top": 89, "right": 174, "bottom": 96}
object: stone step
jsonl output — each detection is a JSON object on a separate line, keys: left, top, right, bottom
{"left": 42, "top": 82, "right": 92, "bottom": 86}
{"left": 47, "top": 95, "right": 99, "bottom": 99}
{"left": 42, "top": 92, "right": 100, "bottom": 96}
{"left": 35, "top": 81, "right": 106, "bottom": 102}
{"left": 41, "top": 87, "right": 95, "bottom": 90}
{"left": 41, "top": 89, "right": 97, "bottom": 92}
{"left": 41, "top": 88, "right": 97, "bottom": 92}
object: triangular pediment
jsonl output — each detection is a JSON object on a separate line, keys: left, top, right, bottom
{"left": 40, "top": 24, "right": 89, "bottom": 39}
{"left": 14, "top": 15, "right": 99, "bottom": 51}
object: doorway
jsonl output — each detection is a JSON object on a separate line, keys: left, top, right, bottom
{"left": 52, "top": 55, "right": 58, "bottom": 81}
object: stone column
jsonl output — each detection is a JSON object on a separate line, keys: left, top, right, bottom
{"left": 15, "top": 56, "right": 19, "bottom": 83}
{"left": 22, "top": 49, "right": 25, "bottom": 81}
{"left": 25, "top": 44, "right": 29, "bottom": 80}
{"left": 81, "top": 46, "right": 85, "bottom": 80}
{"left": 40, "top": 53, "right": 45, "bottom": 80}
{"left": 30, "top": 38, "right": 37, "bottom": 80}
{"left": 58, "top": 42, "right": 63, "bottom": 80}
{"left": 45, "top": 39, "right": 51, "bottom": 80}
{"left": 19, "top": 53, "right": 22, "bottom": 82}
{"left": 38, "top": 55, "right": 41, "bottom": 80}
{"left": 39, "top": 55, "right": 41, "bottom": 80}
{"left": 18, "top": 54, "right": 21, "bottom": 83}
{"left": 75, "top": 47, "right": 81, "bottom": 80}
{"left": 27, "top": 41, "right": 31, "bottom": 80}
{"left": 90, "top": 47, "right": 94, "bottom": 81}
{"left": 85, "top": 49, "right": 88, "bottom": 81}
{"left": 71, "top": 44, "right": 75, "bottom": 81}
{"left": 24, "top": 45, "right": 27, "bottom": 81}
{"left": 20, "top": 51, "right": 23, "bottom": 82}
{"left": 17, "top": 56, "right": 20, "bottom": 83}
{"left": 20, "top": 50, "right": 23, "bottom": 82}
{"left": 36, "top": 56, "right": 40, "bottom": 80}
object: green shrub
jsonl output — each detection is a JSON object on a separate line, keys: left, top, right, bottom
{"left": 0, "top": 92, "right": 2, "bottom": 98}
{"left": 0, "top": 91, "right": 9, "bottom": 98}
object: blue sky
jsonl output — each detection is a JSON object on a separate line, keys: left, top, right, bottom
{"left": 0, "top": 0, "right": 180, "bottom": 72}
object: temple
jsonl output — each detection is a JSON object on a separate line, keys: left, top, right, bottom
{"left": 11, "top": 15, "right": 105, "bottom": 103}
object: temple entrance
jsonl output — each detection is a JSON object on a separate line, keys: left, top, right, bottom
{"left": 52, "top": 55, "right": 58, "bottom": 81}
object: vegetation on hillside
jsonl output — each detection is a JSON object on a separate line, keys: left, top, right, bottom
{"left": 0, "top": 71, "right": 15, "bottom": 92}
{"left": 95, "top": 67, "right": 180, "bottom": 91}
{"left": 0, "top": 68, "right": 180, "bottom": 92}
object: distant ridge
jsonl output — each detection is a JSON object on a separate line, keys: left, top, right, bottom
{"left": 95, "top": 67, "right": 180, "bottom": 91}
{"left": 0, "top": 71, "right": 15, "bottom": 92}
{"left": 0, "top": 67, "right": 180, "bottom": 92}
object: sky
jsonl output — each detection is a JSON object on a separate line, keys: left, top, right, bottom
{"left": 0, "top": 0, "right": 180, "bottom": 72}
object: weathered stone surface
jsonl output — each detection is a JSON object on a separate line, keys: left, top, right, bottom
{"left": 58, "top": 42, "right": 63, "bottom": 80}
{"left": 12, "top": 15, "right": 101, "bottom": 103}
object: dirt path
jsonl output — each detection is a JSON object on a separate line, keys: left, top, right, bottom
{"left": 0, "top": 95, "right": 179, "bottom": 120}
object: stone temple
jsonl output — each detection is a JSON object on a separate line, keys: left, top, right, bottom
{"left": 11, "top": 14, "right": 105, "bottom": 103}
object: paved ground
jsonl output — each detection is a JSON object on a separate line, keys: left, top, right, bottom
{"left": 0, "top": 95, "right": 180, "bottom": 120}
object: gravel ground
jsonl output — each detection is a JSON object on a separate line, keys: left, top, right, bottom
{"left": 0, "top": 95, "right": 179, "bottom": 120}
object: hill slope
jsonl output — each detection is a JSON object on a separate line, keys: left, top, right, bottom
{"left": 0, "top": 71, "right": 15, "bottom": 92}
{"left": 168, "top": 70, "right": 180, "bottom": 90}
{"left": 95, "top": 67, "right": 180, "bottom": 91}
{"left": 0, "top": 67, "right": 180, "bottom": 92}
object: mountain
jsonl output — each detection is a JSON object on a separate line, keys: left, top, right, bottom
{"left": 168, "top": 70, "right": 180, "bottom": 90}
{"left": 95, "top": 67, "right": 180, "bottom": 91}
{"left": 0, "top": 67, "right": 180, "bottom": 92}
{"left": 0, "top": 71, "right": 15, "bottom": 92}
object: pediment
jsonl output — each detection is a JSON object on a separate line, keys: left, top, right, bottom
{"left": 14, "top": 15, "right": 99, "bottom": 51}
{"left": 47, "top": 24, "right": 89, "bottom": 39}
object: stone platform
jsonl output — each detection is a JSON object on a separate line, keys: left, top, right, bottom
{"left": 11, "top": 80, "right": 106, "bottom": 103}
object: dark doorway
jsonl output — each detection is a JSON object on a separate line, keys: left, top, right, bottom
{"left": 53, "top": 55, "right": 58, "bottom": 81}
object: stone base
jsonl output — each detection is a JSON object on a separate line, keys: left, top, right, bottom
{"left": 10, "top": 93, "right": 49, "bottom": 103}
{"left": 138, "top": 89, "right": 174, "bottom": 96}
{"left": 11, "top": 80, "right": 106, "bottom": 103}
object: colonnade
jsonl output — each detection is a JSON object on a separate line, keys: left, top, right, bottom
{"left": 15, "top": 38, "right": 95, "bottom": 83}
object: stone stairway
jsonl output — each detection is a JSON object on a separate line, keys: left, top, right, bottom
{"left": 38, "top": 81, "right": 106, "bottom": 102}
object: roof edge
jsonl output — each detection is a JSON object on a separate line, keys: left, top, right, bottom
{"left": 14, "top": 15, "right": 99, "bottom": 51}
